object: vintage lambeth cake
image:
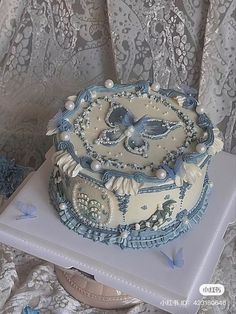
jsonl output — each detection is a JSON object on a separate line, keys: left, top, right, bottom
{"left": 47, "top": 80, "right": 223, "bottom": 249}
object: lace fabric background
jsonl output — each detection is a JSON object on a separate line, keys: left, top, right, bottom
{"left": 0, "top": 0, "right": 235, "bottom": 313}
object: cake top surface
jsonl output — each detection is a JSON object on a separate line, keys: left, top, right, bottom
{"left": 47, "top": 80, "right": 221, "bottom": 185}
{"left": 72, "top": 88, "right": 200, "bottom": 175}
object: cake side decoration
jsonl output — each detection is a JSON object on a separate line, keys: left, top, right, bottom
{"left": 104, "top": 176, "right": 142, "bottom": 195}
{"left": 53, "top": 150, "right": 82, "bottom": 178}
{"left": 47, "top": 80, "right": 223, "bottom": 249}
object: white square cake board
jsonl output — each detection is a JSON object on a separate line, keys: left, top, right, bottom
{"left": 0, "top": 150, "right": 235, "bottom": 314}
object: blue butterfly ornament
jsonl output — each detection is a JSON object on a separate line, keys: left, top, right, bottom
{"left": 160, "top": 248, "right": 184, "bottom": 269}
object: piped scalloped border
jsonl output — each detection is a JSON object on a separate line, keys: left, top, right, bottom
{"left": 49, "top": 171, "right": 212, "bottom": 250}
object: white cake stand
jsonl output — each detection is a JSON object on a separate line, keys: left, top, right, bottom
{"left": 0, "top": 149, "right": 235, "bottom": 314}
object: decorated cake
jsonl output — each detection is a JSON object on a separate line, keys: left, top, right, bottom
{"left": 47, "top": 80, "right": 223, "bottom": 249}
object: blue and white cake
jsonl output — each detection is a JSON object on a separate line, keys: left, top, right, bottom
{"left": 47, "top": 80, "right": 223, "bottom": 249}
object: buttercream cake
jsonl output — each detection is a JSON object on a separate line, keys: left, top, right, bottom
{"left": 47, "top": 80, "right": 223, "bottom": 249}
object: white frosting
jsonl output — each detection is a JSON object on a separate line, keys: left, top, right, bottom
{"left": 105, "top": 176, "right": 142, "bottom": 195}
{"left": 46, "top": 110, "right": 62, "bottom": 135}
{"left": 208, "top": 128, "right": 224, "bottom": 155}
{"left": 175, "top": 95, "right": 185, "bottom": 106}
{"left": 175, "top": 162, "right": 202, "bottom": 187}
{"left": 53, "top": 150, "right": 82, "bottom": 177}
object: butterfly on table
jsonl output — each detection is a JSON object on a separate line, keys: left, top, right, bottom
{"left": 15, "top": 201, "right": 37, "bottom": 220}
{"left": 160, "top": 248, "right": 184, "bottom": 269}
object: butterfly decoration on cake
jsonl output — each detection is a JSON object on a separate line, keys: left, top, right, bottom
{"left": 160, "top": 248, "right": 184, "bottom": 269}
{"left": 96, "top": 103, "right": 182, "bottom": 156}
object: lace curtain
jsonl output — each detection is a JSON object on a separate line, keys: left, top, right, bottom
{"left": 0, "top": 0, "right": 235, "bottom": 168}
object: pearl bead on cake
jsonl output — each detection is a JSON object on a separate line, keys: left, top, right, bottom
{"left": 150, "top": 82, "right": 160, "bottom": 92}
{"left": 59, "top": 203, "right": 67, "bottom": 210}
{"left": 155, "top": 168, "right": 167, "bottom": 179}
{"left": 196, "top": 105, "right": 205, "bottom": 114}
{"left": 91, "top": 160, "right": 102, "bottom": 172}
{"left": 196, "top": 143, "right": 207, "bottom": 153}
{"left": 104, "top": 79, "right": 114, "bottom": 89}
{"left": 61, "top": 132, "right": 70, "bottom": 141}
{"left": 65, "top": 100, "right": 75, "bottom": 111}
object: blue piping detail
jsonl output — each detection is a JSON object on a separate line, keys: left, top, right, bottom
{"left": 116, "top": 194, "right": 130, "bottom": 214}
{"left": 158, "top": 88, "right": 198, "bottom": 109}
{"left": 102, "top": 170, "right": 169, "bottom": 184}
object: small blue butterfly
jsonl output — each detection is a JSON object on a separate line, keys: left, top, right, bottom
{"left": 160, "top": 248, "right": 184, "bottom": 269}
{"left": 22, "top": 306, "right": 40, "bottom": 314}
{"left": 16, "top": 201, "right": 37, "bottom": 220}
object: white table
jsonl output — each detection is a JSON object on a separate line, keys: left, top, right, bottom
{"left": 0, "top": 151, "right": 235, "bottom": 314}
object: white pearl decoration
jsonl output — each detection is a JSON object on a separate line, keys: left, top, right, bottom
{"left": 153, "top": 225, "right": 158, "bottom": 231}
{"left": 104, "top": 79, "right": 114, "bottom": 89}
{"left": 59, "top": 203, "right": 67, "bottom": 210}
{"left": 61, "top": 132, "right": 70, "bottom": 141}
{"left": 152, "top": 215, "right": 157, "bottom": 220}
{"left": 196, "top": 143, "right": 207, "bottom": 153}
{"left": 196, "top": 105, "right": 205, "bottom": 114}
{"left": 90, "top": 160, "right": 102, "bottom": 172}
{"left": 209, "top": 181, "right": 214, "bottom": 188}
{"left": 125, "top": 126, "right": 135, "bottom": 137}
{"left": 182, "top": 215, "right": 189, "bottom": 224}
{"left": 120, "top": 231, "right": 129, "bottom": 239}
{"left": 65, "top": 100, "right": 75, "bottom": 111}
{"left": 155, "top": 168, "right": 167, "bottom": 180}
{"left": 150, "top": 82, "right": 160, "bottom": 92}
{"left": 135, "top": 223, "right": 140, "bottom": 230}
